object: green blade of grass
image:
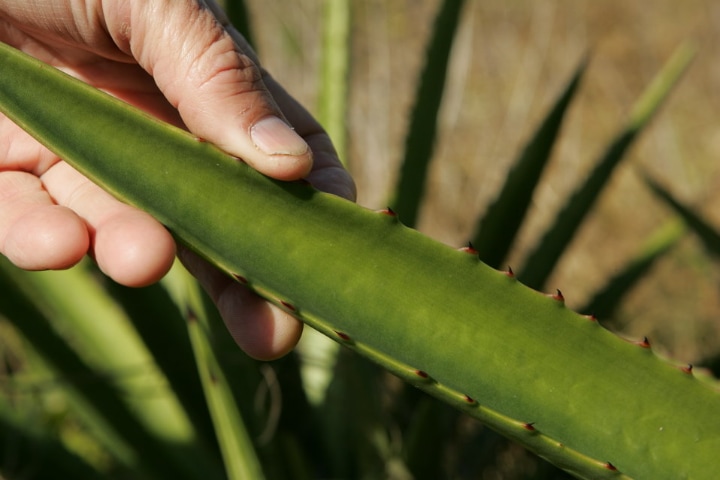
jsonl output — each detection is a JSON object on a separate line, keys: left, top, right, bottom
{"left": 401, "top": 397, "right": 456, "bottom": 480}
{"left": 644, "top": 174, "right": 720, "bottom": 257}
{"left": 0, "top": 259, "right": 224, "bottom": 480}
{"left": 0, "top": 261, "right": 149, "bottom": 475}
{"left": 163, "top": 264, "right": 320, "bottom": 480}
{"left": 391, "top": 0, "right": 466, "bottom": 228}
{"left": 170, "top": 267, "right": 266, "bottom": 480}
{"left": 223, "top": 0, "right": 255, "bottom": 47}
{"left": 319, "top": 350, "right": 387, "bottom": 478}
{"left": 581, "top": 219, "right": 685, "bottom": 323}
{"left": 10, "top": 265, "right": 205, "bottom": 455}
{"left": 318, "top": 0, "right": 351, "bottom": 165}
{"left": 471, "top": 59, "right": 587, "bottom": 268}
{"left": 0, "top": 408, "right": 106, "bottom": 480}
{"left": 101, "top": 276, "right": 219, "bottom": 453}
{"left": 160, "top": 265, "right": 268, "bottom": 439}
{"left": 519, "top": 43, "right": 695, "bottom": 290}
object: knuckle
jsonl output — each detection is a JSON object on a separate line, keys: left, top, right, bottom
{"left": 232, "top": 52, "right": 266, "bottom": 92}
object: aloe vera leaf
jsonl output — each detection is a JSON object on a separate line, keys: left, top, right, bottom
{"left": 519, "top": 43, "right": 695, "bottom": 290}
{"left": 161, "top": 264, "right": 265, "bottom": 434}
{"left": 319, "top": 349, "right": 387, "bottom": 478}
{"left": 428, "top": 57, "right": 586, "bottom": 478}
{"left": 164, "top": 265, "right": 317, "bottom": 480}
{"left": 101, "top": 276, "right": 219, "bottom": 450}
{"left": 165, "top": 264, "right": 318, "bottom": 480}
{"left": 318, "top": 0, "right": 351, "bottom": 165}
{"left": 581, "top": 219, "right": 685, "bottom": 323}
{"left": 0, "top": 335, "right": 117, "bottom": 478}
{"left": 166, "top": 266, "right": 266, "bottom": 480}
{"left": 186, "top": 312, "right": 265, "bottom": 480}
{"left": 471, "top": 59, "right": 586, "bottom": 269}
{"left": 0, "top": 43, "right": 718, "bottom": 479}
{"left": 1, "top": 264, "right": 227, "bottom": 479}
{"left": 316, "top": 0, "right": 392, "bottom": 448}
{"left": 643, "top": 177, "right": 720, "bottom": 377}
{"left": 222, "top": 0, "right": 255, "bottom": 47}
{"left": 391, "top": 0, "right": 465, "bottom": 228}
{"left": 0, "top": 260, "right": 226, "bottom": 475}
{"left": 644, "top": 174, "right": 720, "bottom": 257}
{"left": 401, "top": 396, "right": 456, "bottom": 480}
{"left": 0, "top": 260, "right": 196, "bottom": 478}
{"left": 0, "top": 409, "right": 106, "bottom": 479}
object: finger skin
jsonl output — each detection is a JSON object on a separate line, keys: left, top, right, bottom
{"left": 40, "top": 162, "right": 177, "bottom": 287}
{"left": 0, "top": 0, "right": 354, "bottom": 358}
{"left": 103, "top": 0, "right": 314, "bottom": 180}
{"left": 178, "top": 247, "right": 303, "bottom": 360}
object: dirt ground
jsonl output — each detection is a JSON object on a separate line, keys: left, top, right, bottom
{"left": 247, "top": 0, "right": 720, "bottom": 366}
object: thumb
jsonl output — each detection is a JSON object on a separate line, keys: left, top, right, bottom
{"left": 105, "top": 0, "right": 312, "bottom": 181}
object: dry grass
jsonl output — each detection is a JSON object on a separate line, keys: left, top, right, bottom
{"left": 247, "top": 0, "right": 720, "bottom": 364}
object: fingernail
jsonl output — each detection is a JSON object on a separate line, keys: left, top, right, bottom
{"left": 250, "top": 116, "right": 308, "bottom": 156}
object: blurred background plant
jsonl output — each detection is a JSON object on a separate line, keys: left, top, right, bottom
{"left": 255, "top": 0, "right": 720, "bottom": 363}
{"left": 2, "top": 0, "right": 720, "bottom": 478}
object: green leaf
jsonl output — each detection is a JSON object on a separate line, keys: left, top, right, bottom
{"left": 471, "top": 58, "right": 587, "bottom": 268}
{"left": 1, "top": 41, "right": 718, "bottom": 479}
{"left": 223, "top": 0, "right": 255, "bottom": 47}
{"left": 581, "top": 219, "right": 685, "bottom": 322}
{"left": 0, "top": 260, "right": 182, "bottom": 477}
{"left": 170, "top": 267, "right": 266, "bottom": 480}
{"left": 101, "top": 276, "right": 219, "bottom": 451}
{"left": 391, "top": 0, "right": 466, "bottom": 228}
{"left": 0, "top": 407, "right": 106, "bottom": 479}
{"left": 318, "top": 0, "right": 351, "bottom": 165}
{"left": 519, "top": 43, "right": 695, "bottom": 290}
{"left": 162, "top": 263, "right": 318, "bottom": 479}
{"left": 644, "top": 174, "right": 720, "bottom": 257}
{"left": 319, "top": 350, "right": 388, "bottom": 478}
{"left": 401, "top": 397, "right": 456, "bottom": 480}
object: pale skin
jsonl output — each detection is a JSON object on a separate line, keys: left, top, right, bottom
{"left": 0, "top": 0, "right": 355, "bottom": 359}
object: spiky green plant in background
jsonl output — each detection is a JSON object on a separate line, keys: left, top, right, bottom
{"left": 1, "top": 2, "right": 719, "bottom": 479}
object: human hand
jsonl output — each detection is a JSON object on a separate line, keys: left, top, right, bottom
{"left": 0, "top": 0, "right": 355, "bottom": 359}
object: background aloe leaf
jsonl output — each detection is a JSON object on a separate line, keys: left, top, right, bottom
{"left": 315, "top": 0, "right": 400, "bottom": 452}
{"left": 471, "top": 58, "right": 586, "bottom": 269}
{"left": 519, "top": 43, "right": 695, "bottom": 290}
{"left": 181, "top": 274, "right": 265, "bottom": 480}
{"left": 166, "top": 263, "right": 321, "bottom": 480}
{"left": 644, "top": 173, "right": 720, "bottom": 257}
{"left": 163, "top": 265, "right": 318, "bottom": 480}
{"left": 318, "top": 0, "right": 351, "bottom": 165}
{"left": 0, "top": 260, "right": 207, "bottom": 478}
{"left": 581, "top": 219, "right": 685, "bottom": 323}
{"left": 319, "top": 350, "right": 388, "bottom": 478}
{"left": 641, "top": 175, "right": 720, "bottom": 379}
{"left": 160, "top": 266, "right": 263, "bottom": 432}
{"left": 1, "top": 42, "right": 719, "bottom": 478}
{"left": 5, "top": 262, "right": 224, "bottom": 475}
{"left": 391, "top": 0, "right": 466, "bottom": 228}
{"left": 400, "top": 396, "right": 456, "bottom": 480}
{"left": 101, "top": 276, "right": 218, "bottom": 448}
{"left": 0, "top": 406, "right": 106, "bottom": 479}
{"left": 222, "top": 0, "right": 255, "bottom": 47}
{"left": 702, "top": 351, "right": 720, "bottom": 379}
{"left": 264, "top": 353, "right": 320, "bottom": 480}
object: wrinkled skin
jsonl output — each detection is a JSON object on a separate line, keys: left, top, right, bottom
{"left": 0, "top": 0, "right": 355, "bottom": 359}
